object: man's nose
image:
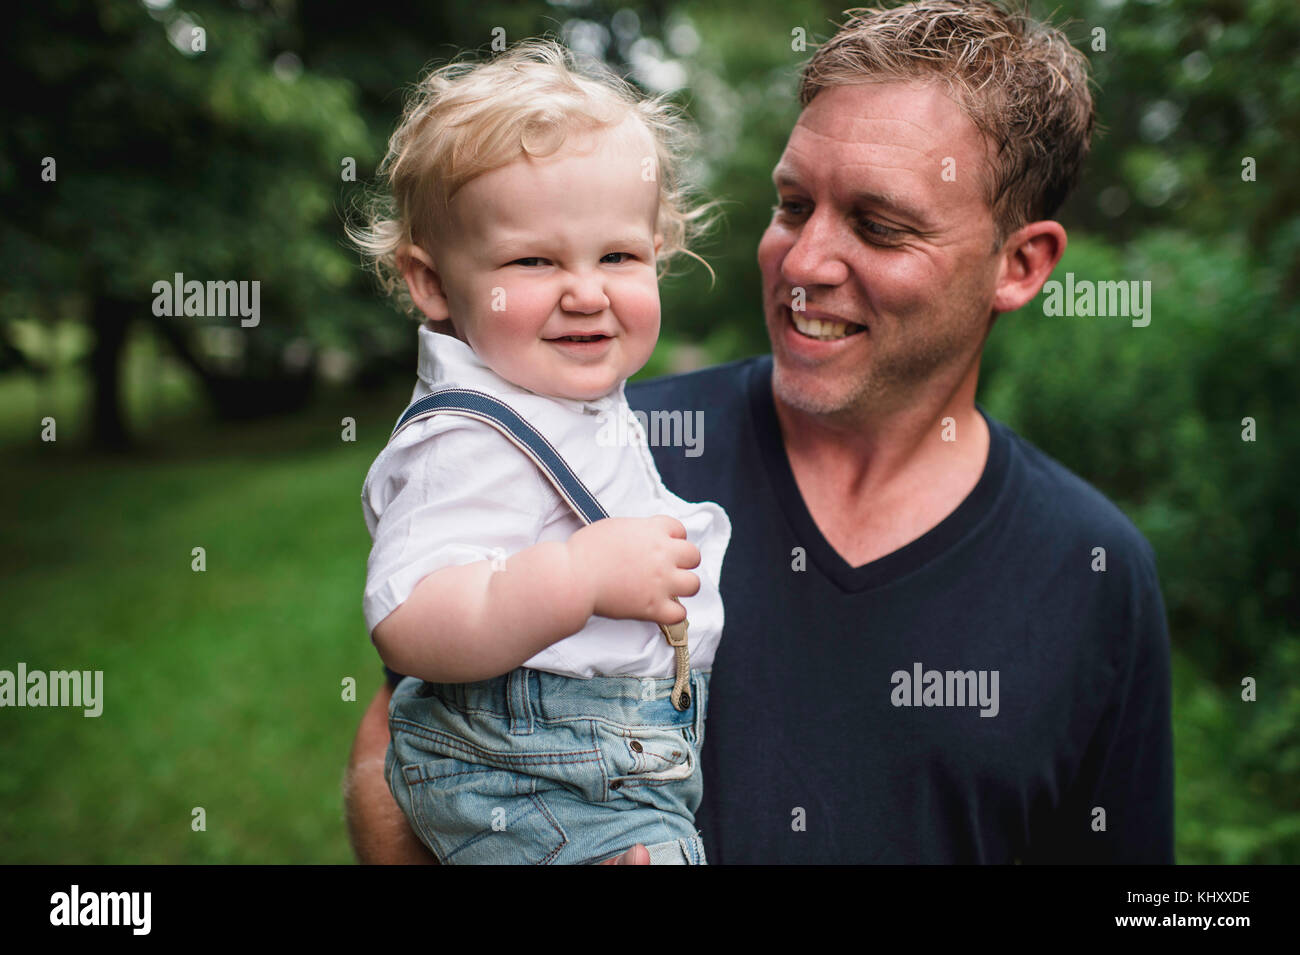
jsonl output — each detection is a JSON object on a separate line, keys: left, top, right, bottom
{"left": 560, "top": 271, "right": 610, "bottom": 314}
{"left": 781, "top": 209, "right": 850, "bottom": 288}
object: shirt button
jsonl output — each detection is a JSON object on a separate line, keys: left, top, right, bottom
{"left": 630, "top": 740, "right": 643, "bottom": 753}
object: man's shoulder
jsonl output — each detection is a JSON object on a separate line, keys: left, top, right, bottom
{"left": 626, "top": 354, "right": 765, "bottom": 410}
{"left": 990, "top": 412, "right": 1157, "bottom": 572}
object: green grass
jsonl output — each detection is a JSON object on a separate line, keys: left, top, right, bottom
{"left": 0, "top": 375, "right": 410, "bottom": 862}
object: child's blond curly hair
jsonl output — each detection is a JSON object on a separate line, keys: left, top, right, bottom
{"left": 348, "top": 38, "right": 715, "bottom": 317}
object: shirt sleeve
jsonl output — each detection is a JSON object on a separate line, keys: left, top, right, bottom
{"left": 1026, "top": 537, "right": 1175, "bottom": 863}
{"left": 361, "top": 414, "right": 563, "bottom": 638}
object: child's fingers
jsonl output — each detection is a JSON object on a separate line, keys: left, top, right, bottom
{"left": 671, "top": 570, "right": 701, "bottom": 599}
{"left": 657, "top": 595, "right": 689, "bottom": 625}
{"left": 669, "top": 539, "right": 701, "bottom": 569}
{"left": 652, "top": 515, "right": 688, "bottom": 539}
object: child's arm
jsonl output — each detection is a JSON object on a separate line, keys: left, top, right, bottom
{"left": 371, "top": 514, "right": 701, "bottom": 683}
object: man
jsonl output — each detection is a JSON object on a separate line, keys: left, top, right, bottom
{"left": 345, "top": 0, "right": 1174, "bottom": 864}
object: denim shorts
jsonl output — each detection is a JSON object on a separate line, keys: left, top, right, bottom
{"left": 387, "top": 667, "right": 711, "bottom": 865}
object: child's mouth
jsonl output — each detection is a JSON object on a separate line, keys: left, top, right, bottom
{"left": 546, "top": 334, "right": 614, "bottom": 357}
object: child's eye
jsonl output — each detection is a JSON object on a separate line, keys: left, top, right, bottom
{"left": 601, "top": 252, "right": 635, "bottom": 264}
{"left": 510, "top": 257, "right": 550, "bottom": 267}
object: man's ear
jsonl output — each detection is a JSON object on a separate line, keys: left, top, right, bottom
{"left": 398, "top": 244, "right": 450, "bottom": 322}
{"left": 990, "top": 221, "right": 1067, "bottom": 316}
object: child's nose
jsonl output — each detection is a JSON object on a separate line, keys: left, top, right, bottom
{"left": 560, "top": 274, "right": 610, "bottom": 314}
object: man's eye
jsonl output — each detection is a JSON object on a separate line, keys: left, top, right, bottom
{"left": 775, "top": 200, "right": 900, "bottom": 244}
{"left": 857, "top": 218, "right": 901, "bottom": 242}
{"left": 601, "top": 252, "right": 635, "bottom": 264}
{"left": 773, "top": 200, "right": 808, "bottom": 218}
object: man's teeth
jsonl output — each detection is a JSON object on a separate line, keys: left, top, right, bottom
{"left": 789, "top": 310, "right": 864, "bottom": 340}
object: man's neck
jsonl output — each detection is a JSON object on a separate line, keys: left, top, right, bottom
{"left": 771, "top": 358, "right": 990, "bottom": 568}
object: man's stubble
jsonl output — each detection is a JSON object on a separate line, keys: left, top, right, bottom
{"left": 770, "top": 293, "right": 991, "bottom": 423}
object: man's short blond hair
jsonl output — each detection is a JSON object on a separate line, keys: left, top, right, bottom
{"left": 349, "top": 39, "right": 713, "bottom": 317}
{"left": 801, "top": 1, "right": 1096, "bottom": 248}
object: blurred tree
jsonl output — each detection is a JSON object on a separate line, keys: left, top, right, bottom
{"left": 0, "top": 0, "right": 763, "bottom": 444}
{"left": 1, "top": 0, "right": 373, "bottom": 446}
{"left": 1060, "top": 0, "right": 1299, "bottom": 262}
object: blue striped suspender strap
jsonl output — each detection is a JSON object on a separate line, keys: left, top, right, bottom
{"left": 388, "top": 387, "right": 693, "bottom": 711}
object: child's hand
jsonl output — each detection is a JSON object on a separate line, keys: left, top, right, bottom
{"left": 567, "top": 516, "right": 701, "bottom": 626}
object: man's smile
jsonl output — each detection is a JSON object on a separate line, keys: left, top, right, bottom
{"left": 779, "top": 304, "right": 868, "bottom": 347}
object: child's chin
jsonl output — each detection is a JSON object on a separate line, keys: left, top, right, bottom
{"left": 546, "top": 373, "right": 621, "bottom": 402}
{"left": 563, "top": 384, "right": 619, "bottom": 402}
{"left": 563, "top": 386, "right": 617, "bottom": 402}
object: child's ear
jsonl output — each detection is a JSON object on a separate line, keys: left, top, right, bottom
{"left": 398, "top": 244, "right": 450, "bottom": 322}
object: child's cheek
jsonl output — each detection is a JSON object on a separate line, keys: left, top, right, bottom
{"left": 497, "top": 280, "right": 555, "bottom": 329}
{"left": 623, "top": 279, "right": 662, "bottom": 333}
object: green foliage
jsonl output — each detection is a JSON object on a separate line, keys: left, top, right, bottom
{"left": 1066, "top": 0, "right": 1300, "bottom": 255}
{"left": 982, "top": 227, "right": 1299, "bottom": 675}
{"left": 980, "top": 226, "right": 1300, "bottom": 861}
{"left": 2, "top": 0, "right": 374, "bottom": 331}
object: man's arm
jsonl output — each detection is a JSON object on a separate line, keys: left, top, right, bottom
{"left": 344, "top": 684, "right": 651, "bottom": 865}
{"left": 343, "top": 684, "right": 437, "bottom": 865}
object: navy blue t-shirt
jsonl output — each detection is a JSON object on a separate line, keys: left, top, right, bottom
{"left": 385, "top": 354, "right": 1174, "bottom": 863}
{"left": 624, "top": 355, "right": 1173, "bottom": 864}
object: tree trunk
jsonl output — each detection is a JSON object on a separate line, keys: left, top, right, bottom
{"left": 89, "top": 293, "right": 133, "bottom": 451}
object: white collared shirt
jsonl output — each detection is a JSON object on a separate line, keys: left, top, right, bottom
{"left": 361, "top": 322, "right": 731, "bottom": 679}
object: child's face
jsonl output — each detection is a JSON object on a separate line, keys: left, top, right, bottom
{"left": 421, "top": 118, "right": 663, "bottom": 402}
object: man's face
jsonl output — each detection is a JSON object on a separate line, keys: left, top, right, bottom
{"left": 758, "top": 80, "right": 1004, "bottom": 419}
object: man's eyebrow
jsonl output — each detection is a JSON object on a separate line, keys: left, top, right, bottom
{"left": 773, "top": 166, "right": 933, "bottom": 228}
{"left": 772, "top": 167, "right": 802, "bottom": 191}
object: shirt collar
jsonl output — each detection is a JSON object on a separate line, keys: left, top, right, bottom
{"left": 415, "top": 321, "right": 625, "bottom": 414}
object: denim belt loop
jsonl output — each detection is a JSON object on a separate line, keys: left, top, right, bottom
{"left": 507, "top": 668, "right": 535, "bottom": 736}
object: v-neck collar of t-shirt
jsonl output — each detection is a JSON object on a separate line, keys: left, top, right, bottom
{"left": 745, "top": 354, "right": 1011, "bottom": 594}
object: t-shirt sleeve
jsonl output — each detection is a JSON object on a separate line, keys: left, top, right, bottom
{"left": 361, "top": 414, "right": 561, "bottom": 638}
{"left": 1027, "top": 538, "right": 1175, "bottom": 863}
